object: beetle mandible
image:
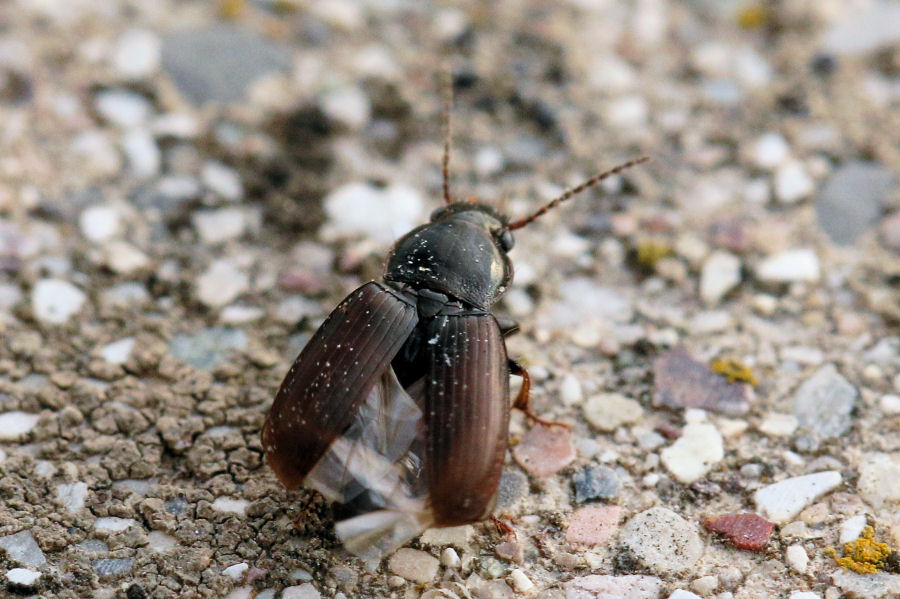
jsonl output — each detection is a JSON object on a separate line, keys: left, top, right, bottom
{"left": 262, "top": 72, "right": 648, "bottom": 562}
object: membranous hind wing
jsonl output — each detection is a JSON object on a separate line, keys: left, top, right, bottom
{"left": 423, "top": 312, "right": 509, "bottom": 525}
{"left": 262, "top": 282, "right": 418, "bottom": 489}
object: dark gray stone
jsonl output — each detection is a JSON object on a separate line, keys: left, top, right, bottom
{"left": 495, "top": 469, "right": 528, "bottom": 511}
{"left": 161, "top": 26, "right": 292, "bottom": 104}
{"left": 573, "top": 464, "right": 621, "bottom": 502}
{"left": 816, "top": 162, "right": 896, "bottom": 245}
{"left": 93, "top": 558, "right": 134, "bottom": 578}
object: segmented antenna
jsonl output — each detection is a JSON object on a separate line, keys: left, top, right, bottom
{"left": 507, "top": 156, "right": 650, "bottom": 231}
{"left": 441, "top": 69, "right": 453, "bottom": 205}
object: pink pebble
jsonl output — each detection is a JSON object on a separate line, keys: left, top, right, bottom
{"left": 512, "top": 425, "right": 575, "bottom": 478}
{"left": 566, "top": 505, "right": 622, "bottom": 547}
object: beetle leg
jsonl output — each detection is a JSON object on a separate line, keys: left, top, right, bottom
{"left": 491, "top": 516, "right": 518, "bottom": 540}
{"left": 509, "top": 359, "right": 570, "bottom": 429}
{"left": 496, "top": 316, "right": 520, "bottom": 337}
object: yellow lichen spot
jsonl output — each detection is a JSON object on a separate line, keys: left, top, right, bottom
{"left": 273, "top": 0, "right": 301, "bottom": 14}
{"left": 737, "top": 3, "right": 768, "bottom": 29}
{"left": 711, "top": 358, "right": 758, "bottom": 387}
{"left": 635, "top": 240, "right": 674, "bottom": 269}
{"left": 219, "top": 0, "right": 245, "bottom": 19}
{"left": 828, "top": 526, "right": 894, "bottom": 574}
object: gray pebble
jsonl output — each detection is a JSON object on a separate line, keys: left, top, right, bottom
{"left": 92, "top": 557, "right": 134, "bottom": 578}
{"left": 161, "top": 26, "right": 291, "bottom": 104}
{"left": 793, "top": 363, "right": 857, "bottom": 439}
{"left": 619, "top": 507, "right": 703, "bottom": 574}
{"left": 0, "top": 530, "right": 46, "bottom": 568}
{"left": 169, "top": 327, "right": 248, "bottom": 370}
{"left": 816, "top": 161, "right": 896, "bottom": 245}
{"left": 573, "top": 464, "right": 621, "bottom": 502}
{"left": 495, "top": 469, "right": 528, "bottom": 511}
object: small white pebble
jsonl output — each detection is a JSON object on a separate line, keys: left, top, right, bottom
{"left": 839, "top": 514, "right": 867, "bottom": 544}
{"left": 753, "top": 293, "right": 778, "bottom": 315}
{"left": 201, "top": 161, "right": 243, "bottom": 202}
{"left": 100, "top": 337, "right": 135, "bottom": 364}
{"left": 6, "top": 568, "right": 41, "bottom": 587}
{"left": 668, "top": 590, "right": 702, "bottom": 599}
{"left": 690, "top": 575, "right": 718, "bottom": 595}
{"left": 0, "top": 411, "right": 41, "bottom": 440}
{"left": 111, "top": 29, "right": 161, "bottom": 79}
{"left": 758, "top": 413, "right": 798, "bottom": 437}
{"left": 774, "top": 161, "right": 814, "bottom": 204}
{"left": 282, "top": 583, "right": 321, "bottom": 599}
{"left": 32, "top": 279, "right": 87, "bottom": 324}
{"left": 785, "top": 544, "right": 808, "bottom": 573}
{"left": 510, "top": 568, "right": 534, "bottom": 593}
{"left": 57, "top": 481, "right": 88, "bottom": 513}
{"left": 79, "top": 205, "right": 122, "bottom": 242}
{"left": 751, "top": 132, "right": 791, "bottom": 170}
{"left": 880, "top": 394, "right": 900, "bottom": 414}
{"left": 560, "top": 374, "right": 583, "bottom": 405}
{"left": 222, "top": 562, "right": 249, "bottom": 580}
{"left": 789, "top": 591, "right": 821, "bottom": 599}
{"left": 93, "top": 517, "right": 136, "bottom": 532}
{"left": 212, "top": 497, "right": 249, "bottom": 515}
{"left": 147, "top": 531, "right": 177, "bottom": 552}
{"left": 440, "top": 547, "right": 460, "bottom": 569}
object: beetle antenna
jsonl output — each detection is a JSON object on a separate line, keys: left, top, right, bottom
{"left": 441, "top": 68, "right": 453, "bottom": 205}
{"left": 507, "top": 156, "right": 650, "bottom": 230}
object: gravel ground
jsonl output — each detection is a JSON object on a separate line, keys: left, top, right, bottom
{"left": 1, "top": 1, "right": 900, "bottom": 598}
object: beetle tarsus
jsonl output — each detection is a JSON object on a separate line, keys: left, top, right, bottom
{"left": 491, "top": 516, "right": 517, "bottom": 540}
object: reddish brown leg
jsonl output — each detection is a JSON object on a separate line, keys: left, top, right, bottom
{"left": 509, "top": 359, "right": 570, "bottom": 429}
{"left": 491, "top": 516, "right": 518, "bottom": 540}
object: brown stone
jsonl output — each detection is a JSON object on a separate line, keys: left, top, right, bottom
{"left": 703, "top": 513, "right": 774, "bottom": 551}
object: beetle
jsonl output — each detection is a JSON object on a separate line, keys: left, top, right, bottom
{"left": 262, "top": 73, "right": 647, "bottom": 562}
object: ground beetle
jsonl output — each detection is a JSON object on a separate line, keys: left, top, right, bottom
{"left": 262, "top": 73, "right": 647, "bottom": 562}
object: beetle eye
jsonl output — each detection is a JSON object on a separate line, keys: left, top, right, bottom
{"left": 430, "top": 207, "right": 445, "bottom": 221}
{"left": 499, "top": 230, "right": 515, "bottom": 251}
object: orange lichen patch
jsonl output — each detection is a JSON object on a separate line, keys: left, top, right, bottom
{"left": 635, "top": 240, "right": 674, "bottom": 269}
{"left": 711, "top": 358, "right": 759, "bottom": 387}
{"left": 737, "top": 4, "right": 768, "bottom": 29}
{"left": 826, "top": 526, "right": 894, "bottom": 574}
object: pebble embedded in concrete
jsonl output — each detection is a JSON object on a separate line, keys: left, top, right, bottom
{"left": 774, "top": 161, "right": 814, "bottom": 204}
{"left": 785, "top": 544, "right": 808, "bottom": 573}
{"left": 566, "top": 505, "right": 622, "bottom": 547}
{"left": 753, "top": 471, "right": 842, "bottom": 523}
{"left": 0, "top": 530, "right": 46, "bottom": 568}
{"left": 512, "top": 424, "right": 575, "bottom": 478}
{"left": 756, "top": 249, "right": 820, "bottom": 283}
{"left": 5, "top": 568, "right": 41, "bottom": 589}
{"left": 619, "top": 507, "right": 703, "bottom": 574}
{"left": 211, "top": 497, "right": 249, "bottom": 515}
{"left": 573, "top": 464, "right": 621, "bottom": 502}
{"left": 57, "top": 481, "right": 89, "bottom": 513}
{"left": 282, "top": 584, "right": 321, "bottom": 599}
{"left": 857, "top": 453, "right": 900, "bottom": 508}
{"left": 700, "top": 250, "right": 741, "bottom": 305}
{"left": 32, "top": 278, "right": 87, "bottom": 324}
{"left": 195, "top": 259, "right": 249, "bottom": 308}
{"left": 0, "top": 411, "right": 40, "bottom": 440}
{"left": 565, "top": 574, "right": 663, "bottom": 599}
{"left": 387, "top": 548, "right": 440, "bottom": 584}
{"left": 793, "top": 363, "right": 857, "bottom": 438}
{"left": 660, "top": 422, "right": 724, "bottom": 483}
{"left": 583, "top": 393, "right": 644, "bottom": 432}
